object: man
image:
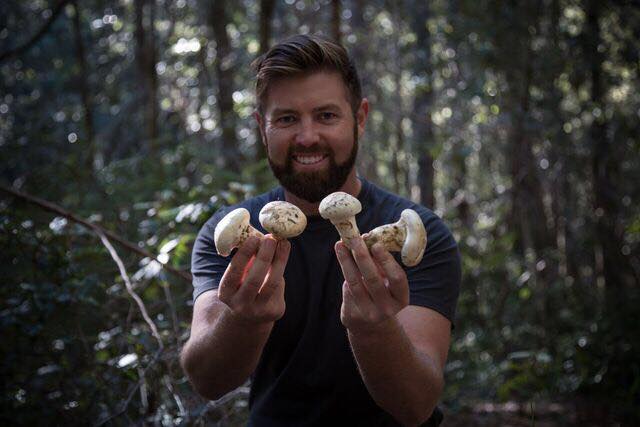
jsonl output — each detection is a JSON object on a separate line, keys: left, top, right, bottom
{"left": 181, "top": 35, "right": 461, "bottom": 426}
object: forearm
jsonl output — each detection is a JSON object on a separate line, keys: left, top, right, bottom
{"left": 181, "top": 304, "right": 273, "bottom": 400}
{"left": 348, "top": 318, "right": 444, "bottom": 426}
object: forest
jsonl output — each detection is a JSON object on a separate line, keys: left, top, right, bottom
{"left": 1, "top": 0, "right": 639, "bottom": 425}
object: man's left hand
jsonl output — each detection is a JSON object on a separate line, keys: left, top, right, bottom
{"left": 334, "top": 237, "right": 410, "bottom": 334}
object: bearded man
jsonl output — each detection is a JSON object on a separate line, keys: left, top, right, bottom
{"left": 181, "top": 34, "right": 461, "bottom": 427}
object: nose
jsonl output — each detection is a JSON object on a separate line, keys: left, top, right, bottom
{"left": 294, "top": 117, "right": 320, "bottom": 147}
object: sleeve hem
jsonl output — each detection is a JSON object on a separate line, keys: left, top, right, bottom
{"left": 408, "top": 297, "right": 456, "bottom": 330}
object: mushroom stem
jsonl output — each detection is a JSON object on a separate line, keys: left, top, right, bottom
{"left": 319, "top": 192, "right": 362, "bottom": 249}
{"left": 239, "top": 223, "right": 264, "bottom": 244}
{"left": 362, "top": 209, "right": 427, "bottom": 267}
{"left": 214, "top": 208, "right": 264, "bottom": 257}
{"left": 330, "top": 216, "right": 360, "bottom": 242}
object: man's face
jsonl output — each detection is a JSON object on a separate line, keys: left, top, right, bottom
{"left": 257, "top": 71, "right": 367, "bottom": 203}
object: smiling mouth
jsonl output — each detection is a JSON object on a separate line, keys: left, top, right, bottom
{"left": 292, "top": 154, "right": 328, "bottom": 165}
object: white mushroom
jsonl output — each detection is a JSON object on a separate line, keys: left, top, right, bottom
{"left": 319, "top": 192, "right": 362, "bottom": 246}
{"left": 214, "top": 208, "right": 263, "bottom": 257}
{"left": 259, "top": 201, "right": 307, "bottom": 240}
{"left": 362, "top": 209, "right": 427, "bottom": 267}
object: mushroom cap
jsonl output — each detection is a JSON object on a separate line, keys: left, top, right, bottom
{"left": 214, "top": 208, "right": 251, "bottom": 257}
{"left": 399, "top": 209, "right": 427, "bottom": 267}
{"left": 259, "top": 201, "right": 307, "bottom": 239}
{"left": 318, "top": 192, "right": 362, "bottom": 221}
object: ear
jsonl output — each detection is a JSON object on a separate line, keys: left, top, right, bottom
{"left": 254, "top": 111, "right": 267, "bottom": 146}
{"left": 356, "top": 98, "right": 369, "bottom": 138}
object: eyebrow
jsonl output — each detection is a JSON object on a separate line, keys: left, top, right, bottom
{"left": 312, "top": 103, "right": 342, "bottom": 112}
{"left": 270, "top": 103, "right": 343, "bottom": 117}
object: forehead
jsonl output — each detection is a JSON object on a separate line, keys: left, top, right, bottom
{"left": 262, "top": 71, "right": 351, "bottom": 114}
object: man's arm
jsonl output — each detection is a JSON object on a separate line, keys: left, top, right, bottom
{"left": 180, "top": 236, "right": 290, "bottom": 400}
{"left": 335, "top": 238, "right": 451, "bottom": 426}
{"left": 347, "top": 307, "right": 450, "bottom": 426}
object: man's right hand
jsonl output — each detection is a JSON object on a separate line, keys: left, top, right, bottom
{"left": 181, "top": 234, "right": 291, "bottom": 400}
{"left": 218, "top": 235, "right": 291, "bottom": 325}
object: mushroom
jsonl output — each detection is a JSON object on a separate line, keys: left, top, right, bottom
{"left": 362, "top": 209, "right": 427, "bottom": 267}
{"left": 214, "top": 202, "right": 308, "bottom": 257}
{"left": 319, "top": 192, "right": 362, "bottom": 247}
{"left": 214, "top": 208, "right": 263, "bottom": 257}
{"left": 259, "top": 201, "right": 307, "bottom": 240}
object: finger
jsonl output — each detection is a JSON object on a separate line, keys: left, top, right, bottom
{"left": 349, "top": 237, "right": 389, "bottom": 304}
{"left": 341, "top": 280, "right": 359, "bottom": 319}
{"left": 218, "top": 236, "right": 260, "bottom": 302}
{"left": 335, "top": 241, "right": 374, "bottom": 308}
{"left": 235, "top": 236, "right": 277, "bottom": 302}
{"left": 258, "top": 239, "right": 291, "bottom": 300}
{"left": 335, "top": 241, "right": 364, "bottom": 288}
{"left": 371, "top": 243, "right": 410, "bottom": 306}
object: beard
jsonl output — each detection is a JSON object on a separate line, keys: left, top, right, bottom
{"left": 267, "top": 125, "right": 358, "bottom": 203}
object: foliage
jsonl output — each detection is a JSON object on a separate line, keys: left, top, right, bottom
{"left": 1, "top": 0, "right": 639, "bottom": 425}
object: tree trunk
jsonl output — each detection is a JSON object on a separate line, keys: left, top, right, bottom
{"left": 254, "top": 0, "right": 275, "bottom": 163}
{"left": 331, "top": 0, "right": 341, "bottom": 44}
{"left": 70, "top": 0, "right": 95, "bottom": 171}
{"left": 134, "top": 0, "right": 158, "bottom": 154}
{"left": 350, "top": 0, "right": 378, "bottom": 183}
{"left": 411, "top": 2, "right": 436, "bottom": 208}
{"left": 210, "top": 0, "right": 241, "bottom": 172}
{"left": 498, "top": 0, "right": 552, "bottom": 343}
{"left": 390, "top": 0, "right": 407, "bottom": 197}
{"left": 585, "top": 0, "right": 633, "bottom": 305}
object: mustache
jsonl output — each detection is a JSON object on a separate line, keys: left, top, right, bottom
{"left": 288, "top": 145, "right": 331, "bottom": 155}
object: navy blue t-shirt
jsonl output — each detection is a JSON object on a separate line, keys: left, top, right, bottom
{"left": 191, "top": 179, "right": 461, "bottom": 426}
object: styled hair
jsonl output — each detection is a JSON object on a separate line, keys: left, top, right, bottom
{"left": 252, "top": 34, "right": 362, "bottom": 115}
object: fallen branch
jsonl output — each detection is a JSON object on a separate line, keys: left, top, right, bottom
{"left": 0, "top": 183, "right": 192, "bottom": 283}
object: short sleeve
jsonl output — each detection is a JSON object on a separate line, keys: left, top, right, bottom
{"left": 406, "top": 213, "right": 461, "bottom": 327}
{"left": 191, "top": 208, "right": 232, "bottom": 301}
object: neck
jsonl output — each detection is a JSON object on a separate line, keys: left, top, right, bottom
{"left": 284, "top": 169, "right": 362, "bottom": 216}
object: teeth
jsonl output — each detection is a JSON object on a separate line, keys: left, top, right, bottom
{"left": 294, "top": 155, "right": 325, "bottom": 165}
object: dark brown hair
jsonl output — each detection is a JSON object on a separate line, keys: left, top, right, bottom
{"left": 252, "top": 34, "right": 362, "bottom": 115}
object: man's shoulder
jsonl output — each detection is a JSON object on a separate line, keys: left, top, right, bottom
{"left": 362, "top": 179, "right": 455, "bottom": 246}
{"left": 363, "top": 179, "right": 437, "bottom": 223}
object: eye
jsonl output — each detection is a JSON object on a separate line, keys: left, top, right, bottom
{"left": 318, "top": 111, "right": 338, "bottom": 122}
{"left": 275, "top": 115, "right": 296, "bottom": 125}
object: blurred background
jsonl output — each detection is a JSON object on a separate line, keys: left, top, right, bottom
{"left": 1, "top": 0, "right": 639, "bottom": 425}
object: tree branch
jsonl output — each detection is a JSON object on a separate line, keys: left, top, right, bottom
{"left": 0, "top": 0, "right": 73, "bottom": 63}
{"left": 96, "top": 228, "right": 163, "bottom": 349}
{"left": 0, "top": 183, "right": 193, "bottom": 283}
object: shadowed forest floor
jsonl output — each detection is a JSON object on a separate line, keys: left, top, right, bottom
{"left": 441, "top": 400, "right": 616, "bottom": 427}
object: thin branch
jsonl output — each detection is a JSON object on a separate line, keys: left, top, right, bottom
{"left": 163, "top": 374, "right": 186, "bottom": 416}
{"left": 96, "top": 229, "right": 163, "bottom": 350}
{"left": 162, "top": 281, "right": 181, "bottom": 342}
{"left": 0, "top": 184, "right": 193, "bottom": 283}
{"left": 94, "top": 348, "right": 164, "bottom": 427}
{"left": 0, "top": 0, "right": 73, "bottom": 63}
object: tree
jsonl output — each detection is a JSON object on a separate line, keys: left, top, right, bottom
{"left": 410, "top": 1, "right": 436, "bottom": 209}
{"left": 135, "top": 0, "right": 159, "bottom": 152}
{"left": 210, "top": 0, "right": 242, "bottom": 171}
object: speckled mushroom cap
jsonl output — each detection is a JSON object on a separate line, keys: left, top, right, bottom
{"left": 259, "top": 201, "right": 307, "bottom": 239}
{"left": 214, "top": 208, "right": 253, "bottom": 257}
{"left": 318, "top": 192, "right": 362, "bottom": 221}
{"left": 399, "top": 209, "right": 427, "bottom": 267}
